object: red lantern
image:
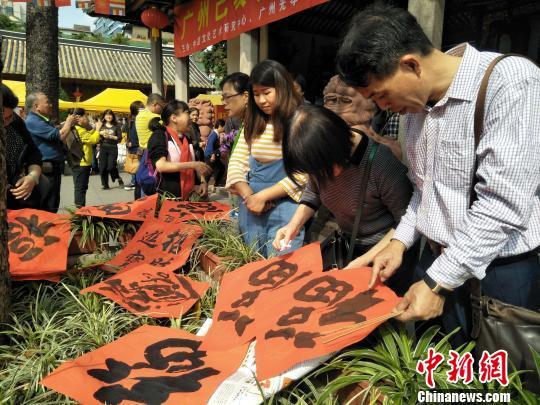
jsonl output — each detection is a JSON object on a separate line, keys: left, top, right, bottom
{"left": 141, "top": 7, "right": 169, "bottom": 41}
{"left": 73, "top": 88, "right": 83, "bottom": 102}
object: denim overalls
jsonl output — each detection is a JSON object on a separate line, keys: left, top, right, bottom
{"left": 238, "top": 156, "right": 304, "bottom": 257}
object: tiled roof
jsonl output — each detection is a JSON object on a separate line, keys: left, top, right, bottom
{"left": 0, "top": 30, "right": 213, "bottom": 89}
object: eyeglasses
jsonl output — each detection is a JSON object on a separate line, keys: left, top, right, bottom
{"left": 323, "top": 96, "right": 353, "bottom": 107}
{"left": 221, "top": 93, "right": 241, "bottom": 103}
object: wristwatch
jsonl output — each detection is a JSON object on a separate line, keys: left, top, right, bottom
{"left": 423, "top": 274, "right": 453, "bottom": 297}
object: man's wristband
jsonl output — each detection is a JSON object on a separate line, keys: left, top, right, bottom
{"left": 423, "top": 273, "right": 453, "bottom": 297}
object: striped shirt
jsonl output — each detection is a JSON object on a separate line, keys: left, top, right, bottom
{"left": 301, "top": 137, "right": 412, "bottom": 245}
{"left": 393, "top": 43, "right": 540, "bottom": 289}
{"left": 135, "top": 108, "right": 160, "bottom": 149}
{"left": 225, "top": 123, "right": 308, "bottom": 201}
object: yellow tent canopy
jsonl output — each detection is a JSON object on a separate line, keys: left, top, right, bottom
{"left": 195, "top": 93, "right": 223, "bottom": 106}
{"left": 76, "top": 88, "right": 148, "bottom": 113}
{"left": 3, "top": 80, "right": 75, "bottom": 110}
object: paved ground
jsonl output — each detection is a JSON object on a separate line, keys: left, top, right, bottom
{"left": 58, "top": 170, "right": 231, "bottom": 212}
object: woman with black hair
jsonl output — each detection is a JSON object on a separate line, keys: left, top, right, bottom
{"left": 2, "top": 84, "right": 44, "bottom": 209}
{"left": 226, "top": 60, "right": 307, "bottom": 257}
{"left": 98, "top": 109, "right": 124, "bottom": 189}
{"left": 147, "top": 100, "right": 211, "bottom": 198}
{"left": 274, "top": 105, "right": 416, "bottom": 296}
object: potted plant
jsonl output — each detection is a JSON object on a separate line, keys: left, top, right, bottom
{"left": 68, "top": 210, "right": 139, "bottom": 256}
{"left": 191, "top": 219, "right": 263, "bottom": 281}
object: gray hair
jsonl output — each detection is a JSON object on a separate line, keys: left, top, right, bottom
{"left": 26, "top": 91, "right": 45, "bottom": 110}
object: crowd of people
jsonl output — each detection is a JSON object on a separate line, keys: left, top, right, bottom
{"left": 4, "top": 4, "right": 539, "bottom": 376}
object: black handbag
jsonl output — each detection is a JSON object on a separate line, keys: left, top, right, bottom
{"left": 469, "top": 54, "right": 540, "bottom": 393}
{"left": 320, "top": 139, "right": 379, "bottom": 270}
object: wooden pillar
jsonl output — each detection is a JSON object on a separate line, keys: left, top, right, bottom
{"left": 259, "top": 25, "right": 269, "bottom": 61}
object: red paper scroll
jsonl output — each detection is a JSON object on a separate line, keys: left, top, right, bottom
{"left": 7, "top": 209, "right": 70, "bottom": 281}
{"left": 41, "top": 325, "right": 248, "bottom": 405}
{"left": 202, "top": 243, "right": 323, "bottom": 350}
{"left": 158, "top": 200, "right": 231, "bottom": 224}
{"left": 76, "top": 194, "right": 158, "bottom": 222}
{"left": 253, "top": 268, "right": 400, "bottom": 380}
{"left": 81, "top": 266, "right": 209, "bottom": 318}
{"left": 103, "top": 219, "right": 202, "bottom": 273}
{"left": 174, "top": 0, "right": 328, "bottom": 57}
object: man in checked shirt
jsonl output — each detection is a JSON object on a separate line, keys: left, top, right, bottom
{"left": 337, "top": 4, "right": 540, "bottom": 346}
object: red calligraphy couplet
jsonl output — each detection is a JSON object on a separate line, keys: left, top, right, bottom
{"left": 253, "top": 268, "right": 400, "bottom": 380}
{"left": 76, "top": 194, "right": 158, "bottom": 222}
{"left": 158, "top": 200, "right": 231, "bottom": 224}
{"left": 41, "top": 324, "right": 248, "bottom": 405}
{"left": 201, "top": 243, "right": 324, "bottom": 351}
{"left": 7, "top": 209, "right": 70, "bottom": 281}
{"left": 103, "top": 218, "right": 202, "bottom": 273}
{"left": 81, "top": 265, "right": 210, "bottom": 318}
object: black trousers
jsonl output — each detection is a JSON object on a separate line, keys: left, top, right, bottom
{"left": 205, "top": 156, "right": 225, "bottom": 186}
{"left": 72, "top": 165, "right": 91, "bottom": 208}
{"left": 99, "top": 146, "right": 121, "bottom": 187}
{"left": 42, "top": 160, "right": 64, "bottom": 213}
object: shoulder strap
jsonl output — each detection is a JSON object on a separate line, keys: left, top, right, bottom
{"left": 347, "top": 139, "right": 379, "bottom": 264}
{"left": 470, "top": 53, "right": 527, "bottom": 338}
{"left": 470, "top": 53, "right": 531, "bottom": 206}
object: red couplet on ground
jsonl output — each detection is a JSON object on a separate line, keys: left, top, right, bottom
{"left": 41, "top": 324, "right": 248, "bottom": 405}
{"left": 102, "top": 218, "right": 202, "bottom": 273}
{"left": 76, "top": 194, "right": 158, "bottom": 221}
{"left": 81, "top": 266, "right": 209, "bottom": 318}
{"left": 7, "top": 209, "right": 70, "bottom": 281}
{"left": 253, "top": 268, "right": 401, "bottom": 380}
{"left": 201, "top": 243, "right": 324, "bottom": 351}
{"left": 158, "top": 200, "right": 231, "bottom": 224}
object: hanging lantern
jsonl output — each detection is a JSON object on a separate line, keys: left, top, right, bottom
{"left": 141, "top": 7, "right": 169, "bottom": 41}
{"left": 73, "top": 87, "right": 83, "bottom": 102}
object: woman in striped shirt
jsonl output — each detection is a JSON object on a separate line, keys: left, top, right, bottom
{"left": 226, "top": 60, "right": 307, "bottom": 257}
{"left": 274, "top": 105, "right": 416, "bottom": 296}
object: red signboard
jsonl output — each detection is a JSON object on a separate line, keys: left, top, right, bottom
{"left": 174, "top": 0, "right": 328, "bottom": 57}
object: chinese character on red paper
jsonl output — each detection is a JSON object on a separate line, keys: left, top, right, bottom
{"left": 417, "top": 347, "right": 445, "bottom": 389}
{"left": 446, "top": 350, "right": 474, "bottom": 385}
{"left": 478, "top": 350, "right": 509, "bottom": 386}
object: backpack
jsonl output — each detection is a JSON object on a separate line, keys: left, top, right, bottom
{"left": 65, "top": 128, "right": 84, "bottom": 167}
{"left": 135, "top": 148, "right": 160, "bottom": 195}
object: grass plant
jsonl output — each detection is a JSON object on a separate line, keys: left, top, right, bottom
{"left": 191, "top": 219, "right": 264, "bottom": 273}
{"left": 67, "top": 208, "right": 139, "bottom": 251}
{"left": 2, "top": 206, "right": 539, "bottom": 403}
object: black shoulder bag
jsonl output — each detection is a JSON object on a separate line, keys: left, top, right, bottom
{"left": 470, "top": 54, "right": 540, "bottom": 393}
{"left": 320, "top": 139, "right": 379, "bottom": 270}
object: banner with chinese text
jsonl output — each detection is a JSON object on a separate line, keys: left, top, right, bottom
{"left": 174, "top": 0, "right": 328, "bottom": 57}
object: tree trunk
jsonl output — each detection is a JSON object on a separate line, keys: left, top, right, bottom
{"left": 0, "top": 36, "right": 12, "bottom": 335}
{"left": 25, "top": 4, "right": 59, "bottom": 120}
